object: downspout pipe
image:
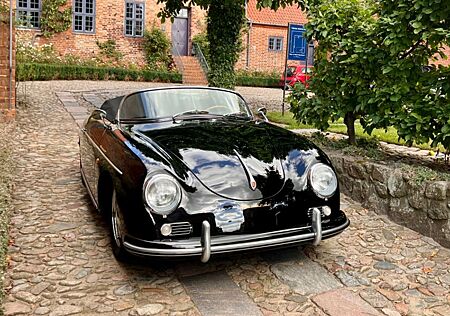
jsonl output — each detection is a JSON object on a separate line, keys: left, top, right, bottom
{"left": 244, "top": 0, "right": 251, "bottom": 68}
{"left": 9, "top": 0, "right": 13, "bottom": 111}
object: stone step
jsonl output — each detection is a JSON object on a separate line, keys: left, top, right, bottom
{"left": 173, "top": 55, "right": 208, "bottom": 85}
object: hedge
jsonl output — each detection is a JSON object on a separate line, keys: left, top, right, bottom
{"left": 16, "top": 63, "right": 182, "bottom": 83}
{"left": 235, "top": 75, "right": 280, "bottom": 88}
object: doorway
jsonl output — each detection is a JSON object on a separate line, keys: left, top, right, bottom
{"left": 171, "top": 8, "right": 189, "bottom": 56}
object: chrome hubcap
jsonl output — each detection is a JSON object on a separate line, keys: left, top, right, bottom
{"left": 111, "top": 191, "right": 124, "bottom": 248}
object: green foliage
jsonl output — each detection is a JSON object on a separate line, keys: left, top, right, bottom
{"left": 142, "top": 27, "right": 172, "bottom": 70}
{"left": 40, "top": 0, "right": 72, "bottom": 37}
{"left": 16, "top": 42, "right": 60, "bottom": 64}
{"left": 192, "top": 32, "right": 210, "bottom": 63}
{"left": 0, "top": 0, "right": 8, "bottom": 16}
{"left": 96, "top": 40, "right": 123, "bottom": 62}
{"left": 156, "top": 0, "right": 245, "bottom": 89}
{"left": 16, "top": 63, "right": 182, "bottom": 83}
{"left": 235, "top": 74, "right": 279, "bottom": 88}
{"left": 207, "top": 0, "right": 245, "bottom": 89}
{"left": 400, "top": 164, "right": 450, "bottom": 185}
{"left": 17, "top": 40, "right": 143, "bottom": 69}
{"left": 262, "top": 0, "right": 450, "bottom": 151}
{"left": 0, "top": 123, "right": 14, "bottom": 307}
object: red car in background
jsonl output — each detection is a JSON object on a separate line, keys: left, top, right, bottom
{"left": 280, "top": 65, "right": 313, "bottom": 89}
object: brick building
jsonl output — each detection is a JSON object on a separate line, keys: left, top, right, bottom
{"left": 0, "top": 8, "right": 16, "bottom": 121}
{"left": 11, "top": 0, "right": 448, "bottom": 74}
{"left": 13, "top": 0, "right": 307, "bottom": 73}
{"left": 14, "top": 0, "right": 207, "bottom": 67}
{"left": 237, "top": 0, "right": 308, "bottom": 72}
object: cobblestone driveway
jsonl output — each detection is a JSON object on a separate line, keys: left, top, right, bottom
{"left": 4, "top": 81, "right": 450, "bottom": 316}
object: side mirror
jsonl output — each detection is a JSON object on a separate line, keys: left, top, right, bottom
{"left": 257, "top": 107, "right": 268, "bottom": 122}
{"left": 258, "top": 107, "right": 267, "bottom": 115}
{"left": 96, "top": 109, "right": 113, "bottom": 129}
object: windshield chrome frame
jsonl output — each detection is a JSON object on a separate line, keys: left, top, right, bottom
{"left": 116, "top": 86, "right": 254, "bottom": 129}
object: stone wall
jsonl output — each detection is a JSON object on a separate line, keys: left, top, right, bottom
{"left": 329, "top": 153, "right": 450, "bottom": 248}
{"left": 0, "top": 11, "right": 15, "bottom": 121}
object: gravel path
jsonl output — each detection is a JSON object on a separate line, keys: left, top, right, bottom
{"left": 3, "top": 81, "right": 450, "bottom": 316}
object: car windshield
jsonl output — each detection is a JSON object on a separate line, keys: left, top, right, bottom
{"left": 118, "top": 88, "right": 252, "bottom": 121}
{"left": 286, "top": 67, "right": 296, "bottom": 77}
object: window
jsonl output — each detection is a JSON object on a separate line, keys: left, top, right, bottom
{"left": 268, "top": 37, "right": 283, "bottom": 52}
{"left": 17, "top": 0, "right": 41, "bottom": 29}
{"left": 73, "top": 0, "right": 96, "bottom": 33}
{"left": 124, "top": 1, "right": 145, "bottom": 37}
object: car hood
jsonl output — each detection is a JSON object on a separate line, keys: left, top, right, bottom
{"left": 133, "top": 120, "right": 293, "bottom": 201}
{"left": 128, "top": 119, "right": 325, "bottom": 202}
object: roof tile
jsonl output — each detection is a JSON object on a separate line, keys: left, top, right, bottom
{"left": 247, "top": 0, "right": 308, "bottom": 26}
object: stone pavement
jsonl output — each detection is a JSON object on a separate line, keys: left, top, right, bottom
{"left": 4, "top": 81, "right": 450, "bottom": 316}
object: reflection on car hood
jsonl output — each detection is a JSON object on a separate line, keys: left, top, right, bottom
{"left": 132, "top": 120, "right": 322, "bottom": 201}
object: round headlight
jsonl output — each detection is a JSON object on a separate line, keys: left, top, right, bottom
{"left": 143, "top": 174, "right": 181, "bottom": 215}
{"left": 309, "top": 163, "right": 338, "bottom": 199}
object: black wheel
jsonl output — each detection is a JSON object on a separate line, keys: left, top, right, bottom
{"left": 110, "top": 189, "right": 130, "bottom": 261}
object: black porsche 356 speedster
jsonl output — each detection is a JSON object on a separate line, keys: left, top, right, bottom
{"left": 79, "top": 86, "right": 349, "bottom": 262}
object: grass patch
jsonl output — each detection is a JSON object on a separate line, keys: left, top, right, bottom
{"left": 400, "top": 164, "right": 450, "bottom": 185}
{"left": 267, "top": 111, "right": 441, "bottom": 151}
{"left": 267, "top": 112, "right": 313, "bottom": 129}
{"left": 0, "top": 122, "right": 14, "bottom": 307}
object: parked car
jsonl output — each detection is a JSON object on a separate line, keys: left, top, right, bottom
{"left": 280, "top": 65, "right": 313, "bottom": 89}
{"left": 79, "top": 87, "right": 349, "bottom": 262}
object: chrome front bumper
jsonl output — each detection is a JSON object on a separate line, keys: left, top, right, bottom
{"left": 123, "top": 209, "right": 349, "bottom": 263}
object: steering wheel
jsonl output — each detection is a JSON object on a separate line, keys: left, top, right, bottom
{"left": 204, "top": 105, "right": 229, "bottom": 114}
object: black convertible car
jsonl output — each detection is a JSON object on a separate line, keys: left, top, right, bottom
{"left": 79, "top": 86, "right": 349, "bottom": 262}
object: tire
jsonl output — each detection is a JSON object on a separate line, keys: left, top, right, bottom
{"left": 110, "top": 189, "right": 130, "bottom": 261}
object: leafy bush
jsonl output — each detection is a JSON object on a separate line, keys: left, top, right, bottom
{"left": 207, "top": 1, "right": 245, "bottom": 89}
{"left": 235, "top": 75, "right": 279, "bottom": 88}
{"left": 142, "top": 27, "right": 173, "bottom": 70}
{"left": 17, "top": 41, "right": 135, "bottom": 68}
{"left": 16, "top": 63, "right": 182, "bottom": 82}
{"left": 261, "top": 0, "right": 450, "bottom": 152}
{"left": 192, "top": 32, "right": 210, "bottom": 63}
{"left": 96, "top": 39, "right": 123, "bottom": 63}
{"left": 40, "top": 0, "right": 72, "bottom": 37}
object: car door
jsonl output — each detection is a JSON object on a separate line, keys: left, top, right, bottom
{"left": 80, "top": 110, "right": 109, "bottom": 207}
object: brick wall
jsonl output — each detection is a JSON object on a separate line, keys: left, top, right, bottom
{"left": 16, "top": 0, "right": 206, "bottom": 67}
{"left": 0, "top": 12, "right": 16, "bottom": 121}
{"left": 236, "top": 24, "right": 302, "bottom": 73}
{"left": 435, "top": 46, "right": 450, "bottom": 67}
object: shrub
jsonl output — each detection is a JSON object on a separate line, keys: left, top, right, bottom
{"left": 142, "top": 27, "right": 172, "bottom": 70}
{"left": 96, "top": 39, "right": 123, "bottom": 64}
{"left": 40, "top": 0, "right": 72, "bottom": 37}
{"left": 192, "top": 32, "right": 210, "bottom": 63}
{"left": 235, "top": 75, "right": 279, "bottom": 88}
{"left": 16, "top": 63, "right": 182, "bottom": 83}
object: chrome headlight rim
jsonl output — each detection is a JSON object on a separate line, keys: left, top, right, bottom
{"left": 308, "top": 163, "right": 338, "bottom": 199}
{"left": 143, "top": 173, "right": 182, "bottom": 216}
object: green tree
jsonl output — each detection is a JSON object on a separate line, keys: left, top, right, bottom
{"left": 157, "top": 0, "right": 244, "bottom": 89}
{"left": 258, "top": 0, "right": 450, "bottom": 149}
{"left": 143, "top": 27, "right": 171, "bottom": 70}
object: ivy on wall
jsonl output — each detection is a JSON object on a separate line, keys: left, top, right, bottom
{"left": 0, "top": 0, "right": 10, "bottom": 23}
{"left": 40, "top": 0, "right": 72, "bottom": 37}
{"left": 206, "top": 0, "right": 245, "bottom": 89}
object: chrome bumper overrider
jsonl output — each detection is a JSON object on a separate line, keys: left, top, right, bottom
{"left": 123, "top": 211, "right": 349, "bottom": 263}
